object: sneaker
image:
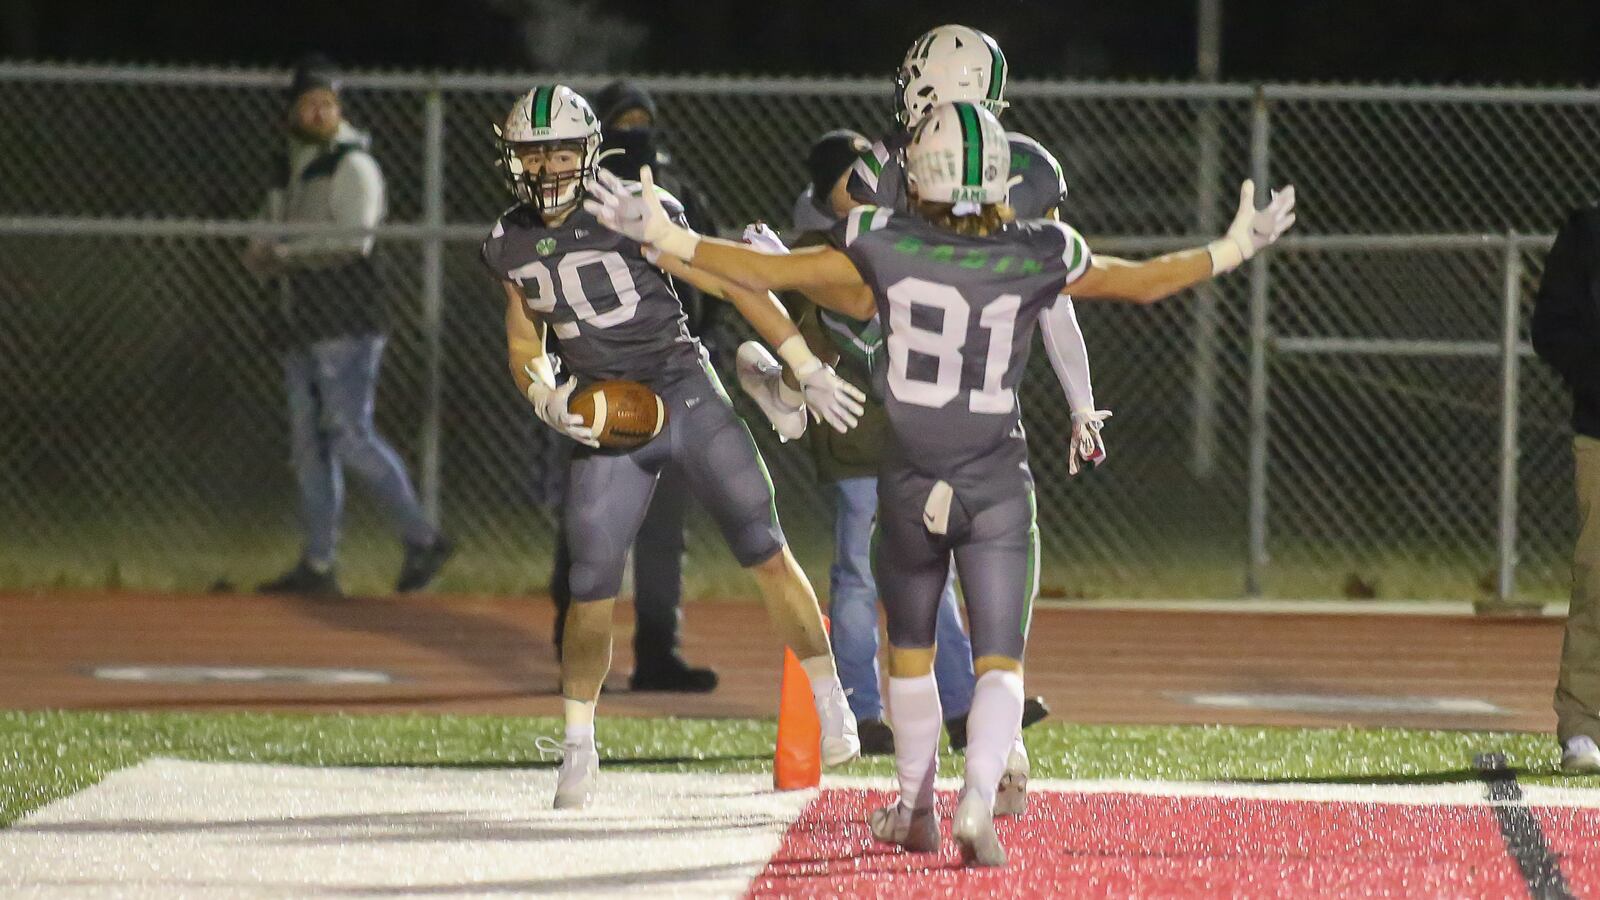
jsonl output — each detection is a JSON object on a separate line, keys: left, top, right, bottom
{"left": 816, "top": 680, "right": 861, "bottom": 767}
{"left": 858, "top": 718, "right": 896, "bottom": 756}
{"left": 538, "top": 736, "right": 600, "bottom": 810}
{"left": 257, "top": 560, "right": 342, "bottom": 600}
{"left": 1021, "top": 695, "right": 1051, "bottom": 730}
{"left": 869, "top": 802, "right": 940, "bottom": 853}
{"left": 736, "top": 342, "right": 806, "bottom": 441}
{"left": 995, "top": 741, "right": 1030, "bottom": 818}
{"left": 629, "top": 657, "right": 719, "bottom": 693}
{"left": 1562, "top": 735, "right": 1600, "bottom": 774}
{"left": 396, "top": 534, "right": 454, "bottom": 593}
{"left": 953, "top": 788, "right": 1007, "bottom": 868}
{"left": 947, "top": 695, "right": 1049, "bottom": 753}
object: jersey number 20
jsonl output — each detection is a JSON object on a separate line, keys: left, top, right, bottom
{"left": 508, "top": 250, "right": 641, "bottom": 339}
{"left": 886, "top": 277, "right": 1022, "bottom": 414}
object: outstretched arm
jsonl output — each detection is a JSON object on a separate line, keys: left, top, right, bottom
{"left": 652, "top": 252, "right": 801, "bottom": 352}
{"left": 1071, "top": 180, "right": 1296, "bottom": 303}
{"left": 584, "top": 167, "right": 876, "bottom": 320}
{"left": 650, "top": 248, "right": 866, "bottom": 432}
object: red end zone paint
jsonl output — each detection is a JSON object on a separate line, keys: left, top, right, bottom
{"left": 747, "top": 787, "right": 1600, "bottom": 898}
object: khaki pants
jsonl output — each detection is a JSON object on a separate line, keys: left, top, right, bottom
{"left": 1555, "top": 435, "right": 1600, "bottom": 741}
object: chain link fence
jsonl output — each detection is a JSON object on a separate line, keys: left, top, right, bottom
{"left": 1, "top": 64, "right": 1595, "bottom": 602}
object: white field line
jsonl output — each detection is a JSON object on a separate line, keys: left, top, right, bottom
{"left": 0, "top": 759, "right": 814, "bottom": 900}
{"left": 1035, "top": 597, "right": 1568, "bottom": 617}
{"left": 826, "top": 775, "right": 1600, "bottom": 808}
{"left": 10, "top": 761, "right": 1600, "bottom": 899}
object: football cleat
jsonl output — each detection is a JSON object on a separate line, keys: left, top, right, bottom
{"left": 537, "top": 736, "right": 600, "bottom": 810}
{"left": 1562, "top": 735, "right": 1600, "bottom": 774}
{"left": 994, "top": 739, "right": 1030, "bottom": 817}
{"left": 815, "top": 677, "right": 861, "bottom": 767}
{"left": 869, "top": 802, "right": 941, "bottom": 853}
{"left": 736, "top": 341, "right": 807, "bottom": 441}
{"left": 953, "top": 788, "right": 1007, "bottom": 867}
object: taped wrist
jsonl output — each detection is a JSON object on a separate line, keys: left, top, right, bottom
{"left": 1206, "top": 233, "right": 1250, "bottom": 275}
{"left": 777, "top": 335, "right": 822, "bottom": 380}
{"left": 653, "top": 224, "right": 701, "bottom": 262}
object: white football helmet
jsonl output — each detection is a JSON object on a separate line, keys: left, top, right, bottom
{"left": 906, "top": 102, "right": 1010, "bottom": 209}
{"left": 494, "top": 84, "right": 602, "bottom": 212}
{"left": 896, "top": 24, "right": 1009, "bottom": 128}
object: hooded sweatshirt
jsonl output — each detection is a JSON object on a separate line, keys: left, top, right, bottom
{"left": 260, "top": 120, "right": 388, "bottom": 345}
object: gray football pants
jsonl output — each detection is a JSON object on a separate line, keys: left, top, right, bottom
{"left": 875, "top": 463, "right": 1039, "bottom": 663}
{"left": 564, "top": 365, "right": 785, "bottom": 603}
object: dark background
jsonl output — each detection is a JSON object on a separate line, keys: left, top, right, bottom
{"left": 3, "top": 0, "right": 1598, "bottom": 84}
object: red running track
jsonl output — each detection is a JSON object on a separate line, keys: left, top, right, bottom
{"left": 749, "top": 788, "right": 1600, "bottom": 898}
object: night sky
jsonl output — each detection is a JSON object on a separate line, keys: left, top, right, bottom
{"left": 4, "top": 0, "right": 1599, "bottom": 85}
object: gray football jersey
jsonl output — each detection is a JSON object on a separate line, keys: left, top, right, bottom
{"left": 831, "top": 205, "right": 1091, "bottom": 485}
{"left": 847, "top": 129, "right": 1069, "bottom": 220}
{"left": 481, "top": 193, "right": 700, "bottom": 386}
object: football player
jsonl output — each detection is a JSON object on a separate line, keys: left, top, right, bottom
{"left": 480, "top": 85, "right": 864, "bottom": 811}
{"left": 584, "top": 101, "right": 1295, "bottom": 865}
{"left": 850, "top": 24, "right": 1110, "bottom": 474}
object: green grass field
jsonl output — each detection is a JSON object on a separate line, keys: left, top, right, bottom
{"left": 3, "top": 710, "right": 1588, "bottom": 829}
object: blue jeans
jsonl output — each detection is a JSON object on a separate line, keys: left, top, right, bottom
{"left": 829, "top": 476, "right": 975, "bottom": 722}
{"left": 283, "top": 334, "right": 435, "bottom": 566}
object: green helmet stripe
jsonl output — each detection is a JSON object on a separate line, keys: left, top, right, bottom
{"left": 956, "top": 102, "right": 983, "bottom": 187}
{"left": 532, "top": 86, "right": 553, "bottom": 129}
{"left": 985, "top": 37, "right": 1006, "bottom": 103}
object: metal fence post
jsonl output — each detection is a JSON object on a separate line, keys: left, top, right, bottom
{"left": 1244, "top": 87, "right": 1272, "bottom": 598}
{"left": 1189, "top": 100, "right": 1223, "bottom": 478}
{"left": 419, "top": 87, "right": 444, "bottom": 523}
{"left": 1188, "top": 0, "right": 1224, "bottom": 478}
{"left": 1496, "top": 231, "right": 1523, "bottom": 603}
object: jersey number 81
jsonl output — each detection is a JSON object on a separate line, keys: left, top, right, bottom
{"left": 886, "top": 276, "right": 1021, "bottom": 414}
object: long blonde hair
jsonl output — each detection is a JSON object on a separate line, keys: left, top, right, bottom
{"left": 913, "top": 200, "right": 1016, "bottom": 237}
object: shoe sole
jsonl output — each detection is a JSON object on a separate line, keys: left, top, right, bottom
{"left": 735, "top": 351, "right": 806, "bottom": 440}
{"left": 552, "top": 792, "right": 592, "bottom": 810}
{"left": 954, "top": 794, "right": 1008, "bottom": 867}
{"left": 869, "top": 806, "right": 941, "bottom": 853}
{"left": 994, "top": 770, "right": 1028, "bottom": 817}
{"left": 1561, "top": 754, "right": 1600, "bottom": 774}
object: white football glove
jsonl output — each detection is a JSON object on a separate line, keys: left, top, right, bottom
{"left": 523, "top": 361, "right": 599, "bottom": 448}
{"left": 583, "top": 166, "right": 701, "bottom": 261}
{"left": 1208, "top": 180, "right": 1297, "bottom": 275}
{"left": 775, "top": 335, "right": 865, "bottom": 434}
{"left": 1068, "top": 408, "right": 1112, "bottom": 476}
{"left": 741, "top": 222, "right": 789, "bottom": 255}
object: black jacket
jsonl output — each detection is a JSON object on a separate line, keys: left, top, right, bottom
{"left": 1532, "top": 206, "right": 1600, "bottom": 440}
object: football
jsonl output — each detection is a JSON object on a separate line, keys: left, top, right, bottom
{"left": 568, "top": 379, "right": 668, "bottom": 449}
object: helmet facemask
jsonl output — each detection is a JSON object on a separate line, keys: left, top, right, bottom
{"left": 497, "top": 134, "right": 596, "bottom": 214}
{"left": 494, "top": 85, "right": 604, "bottom": 215}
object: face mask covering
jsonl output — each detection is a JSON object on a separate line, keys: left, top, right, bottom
{"left": 599, "top": 128, "right": 658, "bottom": 180}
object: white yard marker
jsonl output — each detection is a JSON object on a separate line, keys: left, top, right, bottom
{"left": 0, "top": 759, "right": 814, "bottom": 899}
{"left": 1174, "top": 691, "right": 1507, "bottom": 716}
{"left": 90, "top": 666, "right": 396, "bottom": 685}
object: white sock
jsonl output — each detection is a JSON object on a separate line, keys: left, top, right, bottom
{"left": 1009, "top": 734, "right": 1028, "bottom": 768}
{"left": 963, "top": 670, "right": 1025, "bottom": 808}
{"left": 887, "top": 674, "right": 942, "bottom": 811}
{"left": 563, "top": 698, "right": 596, "bottom": 744}
{"left": 799, "top": 654, "right": 840, "bottom": 702}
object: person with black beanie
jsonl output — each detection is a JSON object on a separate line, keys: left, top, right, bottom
{"left": 243, "top": 54, "right": 451, "bottom": 599}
